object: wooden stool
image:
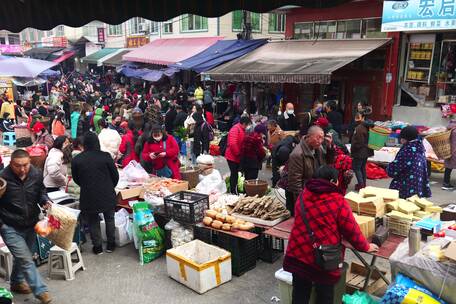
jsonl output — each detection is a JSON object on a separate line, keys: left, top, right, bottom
{"left": 0, "top": 247, "right": 13, "bottom": 282}
{"left": 47, "top": 243, "right": 85, "bottom": 281}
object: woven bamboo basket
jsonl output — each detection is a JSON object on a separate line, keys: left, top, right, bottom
{"left": 14, "top": 126, "right": 32, "bottom": 139}
{"left": 180, "top": 168, "right": 200, "bottom": 189}
{"left": 425, "top": 130, "right": 452, "bottom": 160}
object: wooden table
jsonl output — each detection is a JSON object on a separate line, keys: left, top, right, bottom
{"left": 344, "top": 234, "right": 405, "bottom": 291}
{"left": 263, "top": 217, "right": 294, "bottom": 240}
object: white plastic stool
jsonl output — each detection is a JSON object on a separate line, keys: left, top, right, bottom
{"left": 47, "top": 243, "right": 85, "bottom": 281}
{"left": 0, "top": 247, "right": 13, "bottom": 282}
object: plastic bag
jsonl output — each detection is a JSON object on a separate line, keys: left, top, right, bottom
{"left": 343, "top": 291, "right": 378, "bottom": 304}
{"left": 132, "top": 202, "right": 164, "bottom": 265}
{"left": 195, "top": 169, "right": 227, "bottom": 195}
{"left": 26, "top": 145, "right": 47, "bottom": 157}
{"left": 165, "top": 220, "right": 193, "bottom": 248}
{"left": 380, "top": 273, "right": 447, "bottom": 304}
{"left": 123, "top": 160, "right": 149, "bottom": 183}
{"left": 0, "top": 287, "right": 13, "bottom": 303}
{"left": 225, "top": 173, "right": 245, "bottom": 193}
{"left": 45, "top": 204, "right": 80, "bottom": 250}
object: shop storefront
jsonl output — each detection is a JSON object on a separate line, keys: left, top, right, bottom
{"left": 382, "top": 0, "right": 456, "bottom": 126}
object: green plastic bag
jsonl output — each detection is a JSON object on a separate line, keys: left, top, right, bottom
{"left": 343, "top": 291, "right": 378, "bottom": 304}
{"left": 225, "top": 173, "right": 245, "bottom": 193}
{"left": 0, "top": 287, "right": 13, "bottom": 302}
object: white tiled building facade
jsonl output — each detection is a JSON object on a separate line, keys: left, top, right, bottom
{"left": 19, "top": 12, "right": 285, "bottom": 48}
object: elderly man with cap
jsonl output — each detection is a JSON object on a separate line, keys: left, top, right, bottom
{"left": 387, "top": 126, "right": 431, "bottom": 199}
{"left": 277, "top": 103, "right": 299, "bottom": 131}
{"left": 195, "top": 154, "right": 227, "bottom": 195}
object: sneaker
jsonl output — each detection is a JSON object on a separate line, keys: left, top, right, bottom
{"left": 106, "top": 243, "right": 116, "bottom": 253}
{"left": 442, "top": 184, "right": 454, "bottom": 190}
{"left": 10, "top": 282, "right": 32, "bottom": 294}
{"left": 92, "top": 246, "right": 103, "bottom": 255}
{"left": 36, "top": 292, "right": 52, "bottom": 304}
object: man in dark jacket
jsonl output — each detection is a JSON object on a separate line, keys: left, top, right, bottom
{"left": 287, "top": 126, "right": 335, "bottom": 213}
{"left": 72, "top": 132, "right": 119, "bottom": 255}
{"left": 325, "top": 100, "right": 344, "bottom": 134}
{"left": 271, "top": 135, "right": 299, "bottom": 187}
{"left": 173, "top": 105, "right": 187, "bottom": 130}
{"left": 165, "top": 104, "right": 177, "bottom": 134}
{"left": 0, "top": 150, "right": 52, "bottom": 304}
{"left": 277, "top": 103, "right": 299, "bottom": 131}
{"left": 351, "top": 112, "right": 374, "bottom": 190}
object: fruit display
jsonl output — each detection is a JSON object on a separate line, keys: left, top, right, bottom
{"left": 203, "top": 210, "right": 255, "bottom": 232}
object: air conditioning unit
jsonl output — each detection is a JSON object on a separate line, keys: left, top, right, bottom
{"left": 138, "top": 23, "right": 148, "bottom": 32}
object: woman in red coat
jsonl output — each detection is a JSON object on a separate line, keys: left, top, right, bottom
{"left": 141, "top": 124, "right": 181, "bottom": 179}
{"left": 240, "top": 125, "right": 266, "bottom": 180}
{"left": 119, "top": 120, "right": 143, "bottom": 168}
{"left": 284, "top": 165, "right": 378, "bottom": 304}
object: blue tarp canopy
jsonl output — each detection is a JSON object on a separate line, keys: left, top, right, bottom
{"left": 118, "top": 66, "right": 179, "bottom": 82}
{"left": 170, "top": 39, "right": 267, "bottom": 73}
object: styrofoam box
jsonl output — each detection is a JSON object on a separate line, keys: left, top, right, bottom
{"left": 166, "top": 240, "right": 232, "bottom": 294}
{"left": 275, "top": 268, "right": 293, "bottom": 304}
{"left": 100, "top": 220, "right": 132, "bottom": 247}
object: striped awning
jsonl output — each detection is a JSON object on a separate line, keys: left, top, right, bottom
{"left": 202, "top": 39, "right": 391, "bottom": 84}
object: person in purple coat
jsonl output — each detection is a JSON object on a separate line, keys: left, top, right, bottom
{"left": 387, "top": 126, "right": 431, "bottom": 199}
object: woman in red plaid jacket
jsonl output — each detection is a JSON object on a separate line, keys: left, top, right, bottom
{"left": 283, "top": 166, "right": 378, "bottom": 304}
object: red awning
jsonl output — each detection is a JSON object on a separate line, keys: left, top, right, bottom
{"left": 52, "top": 51, "right": 75, "bottom": 63}
{"left": 122, "top": 37, "right": 222, "bottom": 65}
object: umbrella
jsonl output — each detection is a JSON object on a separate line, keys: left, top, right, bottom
{"left": 12, "top": 77, "right": 47, "bottom": 87}
{"left": 0, "top": 56, "right": 58, "bottom": 78}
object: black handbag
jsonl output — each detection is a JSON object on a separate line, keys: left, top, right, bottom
{"left": 299, "top": 194, "right": 343, "bottom": 271}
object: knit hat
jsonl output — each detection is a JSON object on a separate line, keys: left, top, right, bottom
{"left": 31, "top": 109, "right": 39, "bottom": 115}
{"left": 315, "top": 117, "right": 329, "bottom": 129}
{"left": 132, "top": 107, "right": 143, "bottom": 115}
{"left": 400, "top": 126, "right": 418, "bottom": 142}
{"left": 197, "top": 154, "right": 215, "bottom": 165}
{"left": 32, "top": 122, "right": 45, "bottom": 134}
{"left": 103, "top": 105, "right": 110, "bottom": 112}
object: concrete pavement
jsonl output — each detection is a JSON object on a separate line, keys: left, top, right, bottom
{"left": 3, "top": 157, "right": 454, "bottom": 303}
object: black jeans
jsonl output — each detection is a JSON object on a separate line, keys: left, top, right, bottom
{"left": 292, "top": 274, "right": 335, "bottom": 304}
{"left": 227, "top": 160, "right": 240, "bottom": 194}
{"left": 85, "top": 210, "right": 115, "bottom": 248}
{"left": 444, "top": 168, "right": 452, "bottom": 185}
{"left": 285, "top": 191, "right": 298, "bottom": 216}
{"left": 244, "top": 168, "right": 259, "bottom": 180}
{"left": 352, "top": 157, "right": 367, "bottom": 185}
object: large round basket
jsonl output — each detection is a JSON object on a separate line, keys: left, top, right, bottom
{"left": 368, "top": 126, "right": 391, "bottom": 150}
{"left": 30, "top": 154, "right": 47, "bottom": 170}
{"left": 14, "top": 126, "right": 32, "bottom": 139}
{"left": 0, "top": 178, "right": 6, "bottom": 198}
{"left": 244, "top": 179, "right": 268, "bottom": 197}
{"left": 180, "top": 168, "right": 199, "bottom": 189}
{"left": 425, "top": 130, "right": 452, "bottom": 160}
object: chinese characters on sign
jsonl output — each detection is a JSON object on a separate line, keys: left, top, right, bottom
{"left": 126, "top": 36, "right": 149, "bottom": 48}
{"left": 97, "top": 28, "right": 105, "bottom": 43}
{"left": 382, "top": 0, "right": 456, "bottom": 32}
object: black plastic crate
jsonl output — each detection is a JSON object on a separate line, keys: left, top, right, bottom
{"left": 164, "top": 191, "right": 209, "bottom": 224}
{"left": 259, "top": 234, "right": 284, "bottom": 263}
{"left": 194, "top": 224, "right": 216, "bottom": 244}
{"left": 216, "top": 232, "right": 258, "bottom": 276}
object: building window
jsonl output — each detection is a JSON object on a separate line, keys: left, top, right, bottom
{"left": 8, "top": 34, "right": 20, "bottom": 45}
{"left": 294, "top": 22, "right": 314, "bottom": 39}
{"left": 232, "top": 11, "right": 261, "bottom": 32}
{"left": 128, "top": 17, "right": 149, "bottom": 35}
{"left": 181, "top": 14, "right": 208, "bottom": 32}
{"left": 336, "top": 20, "right": 362, "bottom": 39}
{"left": 0, "top": 37, "right": 5, "bottom": 44}
{"left": 362, "top": 18, "right": 386, "bottom": 38}
{"left": 108, "top": 24, "right": 123, "bottom": 36}
{"left": 269, "top": 13, "right": 286, "bottom": 33}
{"left": 163, "top": 21, "right": 173, "bottom": 34}
{"left": 315, "top": 21, "right": 337, "bottom": 39}
{"left": 37, "top": 30, "right": 44, "bottom": 42}
{"left": 46, "top": 30, "right": 54, "bottom": 37}
{"left": 55, "top": 25, "right": 64, "bottom": 37}
{"left": 150, "top": 21, "right": 159, "bottom": 34}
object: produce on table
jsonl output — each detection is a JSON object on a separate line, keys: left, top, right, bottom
{"left": 203, "top": 210, "right": 254, "bottom": 231}
{"left": 229, "top": 195, "right": 290, "bottom": 221}
{"left": 144, "top": 178, "right": 187, "bottom": 192}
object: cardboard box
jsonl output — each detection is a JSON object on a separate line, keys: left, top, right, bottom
{"left": 345, "top": 192, "right": 385, "bottom": 217}
{"left": 167, "top": 180, "right": 189, "bottom": 193}
{"left": 444, "top": 241, "right": 456, "bottom": 262}
{"left": 354, "top": 214, "right": 375, "bottom": 239}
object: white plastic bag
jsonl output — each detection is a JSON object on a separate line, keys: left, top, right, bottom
{"left": 123, "top": 160, "right": 149, "bottom": 183}
{"left": 195, "top": 169, "right": 227, "bottom": 195}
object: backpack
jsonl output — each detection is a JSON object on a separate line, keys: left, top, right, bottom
{"left": 203, "top": 121, "right": 215, "bottom": 142}
{"left": 219, "top": 134, "right": 228, "bottom": 156}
